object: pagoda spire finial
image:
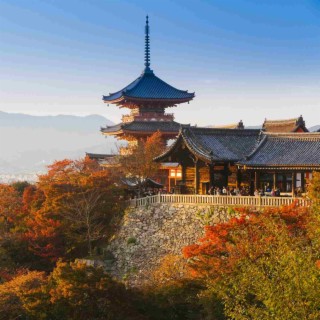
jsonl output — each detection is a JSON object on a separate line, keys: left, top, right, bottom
{"left": 144, "top": 15, "right": 151, "bottom": 71}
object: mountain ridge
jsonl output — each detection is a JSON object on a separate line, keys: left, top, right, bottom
{"left": 0, "top": 111, "right": 120, "bottom": 181}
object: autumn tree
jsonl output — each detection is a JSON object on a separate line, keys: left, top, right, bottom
{"left": 48, "top": 260, "right": 145, "bottom": 320}
{"left": 0, "top": 261, "right": 147, "bottom": 320}
{"left": 33, "top": 158, "right": 121, "bottom": 256}
{"left": 184, "top": 204, "right": 320, "bottom": 319}
{"left": 0, "top": 184, "right": 30, "bottom": 276}
{"left": 140, "top": 254, "right": 209, "bottom": 320}
{"left": 11, "top": 181, "right": 31, "bottom": 196}
{"left": 23, "top": 184, "right": 65, "bottom": 265}
{"left": 0, "top": 184, "right": 23, "bottom": 241}
{"left": 118, "top": 131, "right": 165, "bottom": 190}
{"left": 0, "top": 270, "right": 48, "bottom": 320}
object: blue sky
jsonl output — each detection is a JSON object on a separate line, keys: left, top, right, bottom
{"left": 1, "top": 0, "right": 320, "bottom": 127}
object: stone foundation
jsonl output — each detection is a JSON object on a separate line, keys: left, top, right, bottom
{"left": 106, "top": 203, "right": 234, "bottom": 286}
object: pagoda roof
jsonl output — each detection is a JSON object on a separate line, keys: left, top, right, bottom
{"left": 103, "top": 16, "right": 194, "bottom": 106}
{"left": 262, "top": 115, "right": 308, "bottom": 133}
{"left": 103, "top": 69, "right": 194, "bottom": 104}
{"left": 101, "top": 120, "right": 181, "bottom": 135}
{"left": 238, "top": 132, "right": 320, "bottom": 170}
{"left": 155, "top": 126, "right": 261, "bottom": 163}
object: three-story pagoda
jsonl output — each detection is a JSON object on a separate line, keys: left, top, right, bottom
{"left": 101, "top": 16, "right": 194, "bottom": 152}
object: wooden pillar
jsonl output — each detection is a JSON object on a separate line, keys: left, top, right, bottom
{"left": 236, "top": 167, "right": 241, "bottom": 189}
{"left": 273, "top": 172, "right": 277, "bottom": 190}
{"left": 292, "top": 172, "right": 296, "bottom": 196}
{"left": 194, "top": 159, "right": 199, "bottom": 194}
{"left": 181, "top": 164, "right": 186, "bottom": 184}
{"left": 301, "top": 172, "right": 305, "bottom": 192}
{"left": 254, "top": 171, "right": 259, "bottom": 190}
{"left": 223, "top": 163, "right": 229, "bottom": 187}
{"left": 209, "top": 164, "right": 215, "bottom": 187}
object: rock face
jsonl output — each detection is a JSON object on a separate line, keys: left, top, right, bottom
{"left": 107, "top": 203, "right": 232, "bottom": 286}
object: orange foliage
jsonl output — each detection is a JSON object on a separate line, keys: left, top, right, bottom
{"left": 23, "top": 158, "right": 122, "bottom": 260}
{"left": 0, "top": 270, "right": 47, "bottom": 319}
{"left": 183, "top": 203, "right": 311, "bottom": 280}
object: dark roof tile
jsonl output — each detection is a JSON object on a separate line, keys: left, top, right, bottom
{"left": 103, "top": 70, "right": 194, "bottom": 102}
{"left": 101, "top": 121, "right": 181, "bottom": 134}
{"left": 239, "top": 133, "right": 320, "bottom": 167}
{"left": 156, "top": 126, "right": 261, "bottom": 162}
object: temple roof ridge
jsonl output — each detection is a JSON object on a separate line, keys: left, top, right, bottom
{"left": 208, "top": 120, "right": 245, "bottom": 130}
{"left": 262, "top": 115, "right": 308, "bottom": 133}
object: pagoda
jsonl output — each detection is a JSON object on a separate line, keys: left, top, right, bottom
{"left": 101, "top": 16, "right": 194, "bottom": 152}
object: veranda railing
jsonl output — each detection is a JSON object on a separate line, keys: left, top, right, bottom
{"left": 128, "top": 194, "right": 310, "bottom": 208}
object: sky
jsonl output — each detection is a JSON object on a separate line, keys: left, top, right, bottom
{"left": 1, "top": 0, "right": 320, "bottom": 127}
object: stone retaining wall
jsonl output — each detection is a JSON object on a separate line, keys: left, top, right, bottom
{"left": 107, "top": 203, "right": 234, "bottom": 286}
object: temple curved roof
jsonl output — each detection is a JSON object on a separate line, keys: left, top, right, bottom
{"left": 103, "top": 69, "right": 194, "bottom": 104}
{"left": 262, "top": 116, "right": 308, "bottom": 133}
{"left": 101, "top": 120, "right": 181, "bottom": 135}
{"left": 155, "top": 126, "right": 261, "bottom": 163}
{"left": 238, "top": 132, "right": 320, "bottom": 169}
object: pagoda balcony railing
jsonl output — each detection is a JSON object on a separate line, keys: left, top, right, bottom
{"left": 122, "top": 113, "right": 174, "bottom": 123}
{"left": 128, "top": 194, "right": 310, "bottom": 208}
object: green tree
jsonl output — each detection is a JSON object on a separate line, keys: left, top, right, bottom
{"left": 184, "top": 204, "right": 320, "bottom": 319}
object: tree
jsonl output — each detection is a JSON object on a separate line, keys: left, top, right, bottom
{"left": 23, "top": 184, "right": 64, "bottom": 265}
{"left": 11, "top": 181, "right": 31, "bottom": 196}
{"left": 140, "top": 255, "right": 210, "bottom": 320}
{"left": 48, "top": 260, "right": 144, "bottom": 320}
{"left": 0, "top": 270, "right": 48, "bottom": 320}
{"left": 184, "top": 204, "right": 320, "bottom": 319}
{"left": 118, "top": 131, "right": 165, "bottom": 192}
{"left": 0, "top": 261, "right": 146, "bottom": 320}
{"left": 32, "top": 158, "right": 123, "bottom": 257}
{"left": 0, "top": 184, "right": 23, "bottom": 241}
{"left": 0, "top": 184, "right": 30, "bottom": 276}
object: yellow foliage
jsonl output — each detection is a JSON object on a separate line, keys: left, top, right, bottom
{"left": 0, "top": 271, "right": 48, "bottom": 320}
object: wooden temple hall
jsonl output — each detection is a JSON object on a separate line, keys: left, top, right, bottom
{"left": 155, "top": 125, "right": 320, "bottom": 196}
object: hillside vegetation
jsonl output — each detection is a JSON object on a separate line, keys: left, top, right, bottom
{"left": 0, "top": 157, "right": 320, "bottom": 319}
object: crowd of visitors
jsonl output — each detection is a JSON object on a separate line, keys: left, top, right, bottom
{"left": 208, "top": 186, "right": 251, "bottom": 196}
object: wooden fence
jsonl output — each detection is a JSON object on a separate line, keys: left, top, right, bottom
{"left": 128, "top": 194, "right": 310, "bottom": 208}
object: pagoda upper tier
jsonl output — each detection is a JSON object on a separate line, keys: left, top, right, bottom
{"left": 103, "top": 15, "right": 194, "bottom": 110}
{"left": 103, "top": 68, "right": 194, "bottom": 108}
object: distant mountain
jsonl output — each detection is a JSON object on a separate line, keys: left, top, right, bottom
{"left": 0, "top": 111, "right": 114, "bottom": 132}
{"left": 0, "top": 111, "right": 122, "bottom": 181}
{"left": 309, "top": 125, "right": 320, "bottom": 132}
